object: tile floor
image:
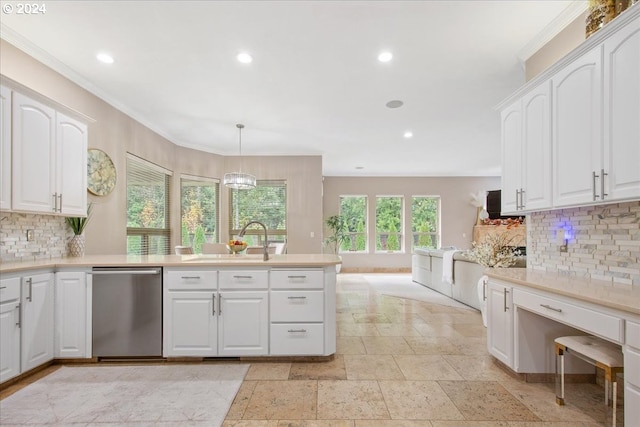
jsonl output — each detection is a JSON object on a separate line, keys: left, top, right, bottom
{"left": 223, "top": 273, "right": 620, "bottom": 426}
{"left": 0, "top": 273, "right": 621, "bottom": 426}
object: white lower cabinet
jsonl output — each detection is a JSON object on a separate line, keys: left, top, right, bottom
{"left": 0, "top": 277, "right": 21, "bottom": 383}
{"left": 218, "top": 291, "right": 268, "bottom": 356}
{"left": 54, "top": 271, "right": 91, "bottom": 359}
{"left": 486, "top": 280, "right": 513, "bottom": 369}
{"left": 625, "top": 321, "right": 640, "bottom": 426}
{"left": 271, "top": 323, "right": 324, "bottom": 355}
{"left": 21, "top": 273, "right": 54, "bottom": 372}
{"left": 164, "top": 291, "right": 218, "bottom": 356}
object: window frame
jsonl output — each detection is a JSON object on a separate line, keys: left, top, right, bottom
{"left": 375, "top": 195, "right": 404, "bottom": 253}
{"left": 180, "top": 174, "right": 220, "bottom": 253}
{"left": 338, "top": 195, "right": 368, "bottom": 253}
{"left": 410, "top": 195, "right": 441, "bottom": 251}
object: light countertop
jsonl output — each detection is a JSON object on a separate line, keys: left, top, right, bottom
{"left": 0, "top": 254, "right": 342, "bottom": 273}
{"left": 486, "top": 268, "right": 640, "bottom": 316}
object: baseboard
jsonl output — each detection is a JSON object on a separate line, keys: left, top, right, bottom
{"left": 340, "top": 267, "right": 411, "bottom": 273}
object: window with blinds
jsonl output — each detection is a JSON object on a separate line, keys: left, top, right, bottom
{"left": 181, "top": 175, "right": 219, "bottom": 253}
{"left": 229, "top": 180, "right": 287, "bottom": 246}
{"left": 126, "top": 154, "right": 172, "bottom": 255}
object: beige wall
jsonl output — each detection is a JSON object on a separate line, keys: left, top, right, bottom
{"left": 322, "top": 176, "right": 501, "bottom": 271}
{"left": 525, "top": 11, "right": 587, "bottom": 81}
{"left": 0, "top": 39, "right": 323, "bottom": 255}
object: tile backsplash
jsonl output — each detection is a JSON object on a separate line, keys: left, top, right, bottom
{"left": 0, "top": 212, "right": 71, "bottom": 263}
{"left": 527, "top": 201, "right": 640, "bottom": 285}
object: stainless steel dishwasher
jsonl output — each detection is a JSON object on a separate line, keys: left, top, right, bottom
{"left": 92, "top": 267, "right": 162, "bottom": 359}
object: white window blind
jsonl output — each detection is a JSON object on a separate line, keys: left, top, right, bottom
{"left": 229, "top": 180, "right": 287, "bottom": 245}
{"left": 126, "top": 154, "right": 172, "bottom": 255}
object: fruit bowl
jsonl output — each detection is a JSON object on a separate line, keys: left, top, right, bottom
{"left": 227, "top": 241, "right": 247, "bottom": 254}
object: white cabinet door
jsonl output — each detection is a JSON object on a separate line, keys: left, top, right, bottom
{"left": 553, "top": 47, "right": 603, "bottom": 207}
{"left": 218, "top": 291, "right": 268, "bottom": 356}
{"left": 12, "top": 92, "right": 56, "bottom": 213}
{"left": 500, "top": 100, "right": 522, "bottom": 215}
{"left": 486, "top": 281, "right": 513, "bottom": 368}
{"left": 521, "top": 81, "right": 552, "bottom": 211}
{"left": 55, "top": 272, "right": 89, "bottom": 359}
{"left": 0, "top": 276, "right": 21, "bottom": 383}
{"left": 164, "top": 291, "right": 217, "bottom": 357}
{"left": 603, "top": 16, "right": 640, "bottom": 202}
{"left": 21, "top": 273, "right": 54, "bottom": 372}
{"left": 0, "top": 86, "right": 11, "bottom": 211}
{"left": 56, "top": 113, "right": 87, "bottom": 216}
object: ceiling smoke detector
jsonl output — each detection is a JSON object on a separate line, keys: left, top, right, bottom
{"left": 385, "top": 100, "right": 403, "bottom": 109}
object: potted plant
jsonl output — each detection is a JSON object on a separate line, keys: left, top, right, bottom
{"left": 65, "top": 204, "right": 92, "bottom": 257}
{"left": 324, "top": 214, "right": 348, "bottom": 272}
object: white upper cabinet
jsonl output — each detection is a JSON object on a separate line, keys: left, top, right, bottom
{"left": 603, "top": 16, "right": 640, "bottom": 201}
{"left": 500, "top": 81, "right": 552, "bottom": 215}
{"left": 521, "top": 81, "right": 552, "bottom": 211}
{"left": 500, "top": 101, "right": 522, "bottom": 215}
{"left": 0, "top": 86, "right": 11, "bottom": 211}
{"left": 56, "top": 113, "right": 87, "bottom": 216}
{"left": 11, "top": 91, "right": 57, "bottom": 213}
{"left": 9, "top": 88, "right": 88, "bottom": 215}
{"left": 552, "top": 46, "right": 603, "bottom": 207}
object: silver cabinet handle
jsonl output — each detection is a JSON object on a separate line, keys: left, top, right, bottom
{"left": 212, "top": 294, "right": 216, "bottom": 316}
{"left": 233, "top": 275, "right": 253, "bottom": 279}
{"left": 287, "top": 296, "right": 307, "bottom": 299}
{"left": 52, "top": 193, "right": 58, "bottom": 212}
{"left": 181, "top": 276, "right": 201, "bottom": 280}
{"left": 601, "top": 169, "right": 608, "bottom": 200}
{"left": 218, "top": 295, "right": 222, "bottom": 315}
{"left": 520, "top": 188, "right": 525, "bottom": 209}
{"left": 593, "top": 171, "right": 599, "bottom": 200}
{"left": 15, "top": 304, "right": 20, "bottom": 327}
{"left": 540, "top": 304, "right": 562, "bottom": 313}
{"left": 482, "top": 278, "right": 487, "bottom": 301}
{"left": 288, "top": 329, "right": 307, "bottom": 333}
{"left": 58, "top": 194, "right": 63, "bottom": 212}
{"left": 503, "top": 288, "right": 509, "bottom": 312}
{"left": 0, "top": 286, "right": 6, "bottom": 290}
{"left": 287, "top": 275, "right": 307, "bottom": 279}
{"left": 25, "top": 277, "right": 33, "bottom": 302}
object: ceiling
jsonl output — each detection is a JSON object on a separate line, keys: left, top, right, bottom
{"left": 0, "top": 1, "right": 582, "bottom": 177}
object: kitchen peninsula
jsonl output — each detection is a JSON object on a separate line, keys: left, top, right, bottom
{"left": 0, "top": 254, "right": 341, "bottom": 384}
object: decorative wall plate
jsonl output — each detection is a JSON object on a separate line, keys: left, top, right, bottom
{"left": 87, "top": 148, "right": 116, "bottom": 196}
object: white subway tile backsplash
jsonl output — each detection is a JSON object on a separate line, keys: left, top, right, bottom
{"left": 527, "top": 201, "right": 640, "bottom": 286}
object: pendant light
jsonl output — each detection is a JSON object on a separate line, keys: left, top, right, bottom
{"left": 224, "top": 123, "right": 256, "bottom": 189}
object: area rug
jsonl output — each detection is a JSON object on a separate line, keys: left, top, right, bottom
{"left": 0, "top": 364, "right": 249, "bottom": 426}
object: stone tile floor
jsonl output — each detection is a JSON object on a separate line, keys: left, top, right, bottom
{"left": 0, "top": 273, "right": 622, "bottom": 426}
{"left": 223, "top": 273, "right": 621, "bottom": 426}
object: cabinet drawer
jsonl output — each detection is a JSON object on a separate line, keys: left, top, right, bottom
{"left": 626, "top": 346, "right": 640, "bottom": 388}
{"left": 627, "top": 321, "right": 640, "bottom": 349}
{"left": 513, "top": 289, "right": 623, "bottom": 343}
{"left": 270, "top": 269, "right": 323, "bottom": 289}
{"left": 166, "top": 270, "right": 217, "bottom": 290}
{"left": 219, "top": 270, "right": 268, "bottom": 290}
{"left": 0, "top": 277, "right": 20, "bottom": 303}
{"left": 270, "top": 323, "right": 324, "bottom": 355}
{"left": 271, "top": 290, "right": 324, "bottom": 322}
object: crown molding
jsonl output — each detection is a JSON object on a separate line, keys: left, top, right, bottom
{"left": 0, "top": 23, "right": 181, "bottom": 148}
{"left": 516, "top": 1, "right": 589, "bottom": 63}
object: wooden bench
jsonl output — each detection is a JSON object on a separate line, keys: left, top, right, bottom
{"left": 555, "top": 335, "right": 624, "bottom": 426}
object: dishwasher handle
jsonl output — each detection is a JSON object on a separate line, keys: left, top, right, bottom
{"left": 92, "top": 268, "right": 161, "bottom": 275}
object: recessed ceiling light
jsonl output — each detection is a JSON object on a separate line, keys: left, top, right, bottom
{"left": 386, "top": 100, "right": 403, "bottom": 109}
{"left": 404, "top": 131, "right": 413, "bottom": 138}
{"left": 355, "top": 166, "right": 364, "bottom": 170}
{"left": 378, "top": 51, "right": 393, "bottom": 63}
{"left": 96, "top": 52, "right": 114, "bottom": 64}
{"left": 237, "top": 52, "right": 253, "bottom": 64}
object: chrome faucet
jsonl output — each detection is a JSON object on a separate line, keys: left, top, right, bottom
{"left": 239, "top": 220, "right": 269, "bottom": 261}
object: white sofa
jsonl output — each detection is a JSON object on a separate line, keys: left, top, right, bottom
{"left": 412, "top": 248, "right": 525, "bottom": 310}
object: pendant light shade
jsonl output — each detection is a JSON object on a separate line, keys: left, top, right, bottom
{"left": 224, "top": 124, "right": 256, "bottom": 189}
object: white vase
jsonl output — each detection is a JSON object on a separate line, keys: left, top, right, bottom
{"left": 68, "top": 234, "right": 85, "bottom": 257}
